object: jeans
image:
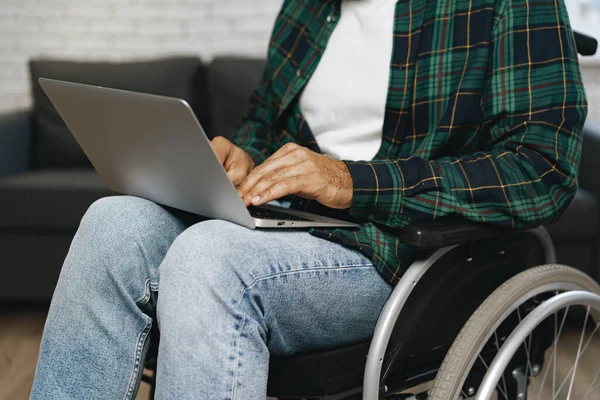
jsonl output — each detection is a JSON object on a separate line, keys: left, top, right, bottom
{"left": 31, "top": 196, "right": 392, "bottom": 399}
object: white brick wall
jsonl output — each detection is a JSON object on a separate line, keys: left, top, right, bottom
{"left": 1, "top": 0, "right": 600, "bottom": 121}
{"left": 0, "top": 0, "right": 283, "bottom": 113}
{"left": 581, "top": 66, "right": 600, "bottom": 120}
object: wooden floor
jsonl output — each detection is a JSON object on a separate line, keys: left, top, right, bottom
{"left": 0, "top": 305, "right": 151, "bottom": 400}
{"left": 1, "top": 305, "right": 599, "bottom": 399}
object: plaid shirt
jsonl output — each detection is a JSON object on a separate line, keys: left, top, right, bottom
{"left": 232, "top": 0, "right": 587, "bottom": 285}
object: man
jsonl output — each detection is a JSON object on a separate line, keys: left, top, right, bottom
{"left": 31, "top": 0, "right": 586, "bottom": 398}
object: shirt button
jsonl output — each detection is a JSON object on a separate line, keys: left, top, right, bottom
{"left": 327, "top": 15, "right": 335, "bottom": 23}
{"left": 296, "top": 69, "right": 302, "bottom": 78}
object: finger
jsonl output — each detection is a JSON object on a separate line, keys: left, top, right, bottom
{"left": 238, "top": 147, "right": 306, "bottom": 196}
{"left": 211, "top": 137, "right": 232, "bottom": 166}
{"left": 224, "top": 148, "right": 253, "bottom": 184}
{"left": 241, "top": 166, "right": 303, "bottom": 206}
{"left": 246, "top": 176, "right": 304, "bottom": 207}
{"left": 227, "top": 166, "right": 248, "bottom": 187}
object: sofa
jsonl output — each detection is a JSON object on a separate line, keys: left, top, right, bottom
{"left": 0, "top": 56, "right": 599, "bottom": 301}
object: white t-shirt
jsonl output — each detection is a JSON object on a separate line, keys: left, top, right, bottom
{"left": 299, "top": 0, "right": 396, "bottom": 161}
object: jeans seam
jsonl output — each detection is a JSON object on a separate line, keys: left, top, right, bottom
{"left": 225, "top": 263, "right": 373, "bottom": 395}
{"left": 127, "top": 279, "right": 155, "bottom": 400}
{"left": 131, "top": 236, "right": 159, "bottom": 305}
{"left": 229, "top": 313, "right": 247, "bottom": 400}
{"left": 125, "top": 317, "right": 152, "bottom": 400}
{"left": 134, "top": 278, "right": 156, "bottom": 305}
{"left": 233, "top": 263, "right": 373, "bottom": 307}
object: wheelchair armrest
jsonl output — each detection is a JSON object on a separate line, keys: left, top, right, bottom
{"left": 574, "top": 31, "right": 597, "bottom": 56}
{"left": 399, "top": 219, "right": 514, "bottom": 249}
{"left": 579, "top": 120, "right": 600, "bottom": 197}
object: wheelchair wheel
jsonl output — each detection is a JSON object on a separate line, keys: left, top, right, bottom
{"left": 428, "top": 264, "right": 600, "bottom": 400}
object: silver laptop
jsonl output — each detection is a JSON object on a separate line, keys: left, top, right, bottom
{"left": 38, "top": 78, "right": 358, "bottom": 229}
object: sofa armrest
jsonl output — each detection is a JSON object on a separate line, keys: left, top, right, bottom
{"left": 0, "top": 110, "right": 32, "bottom": 177}
{"left": 578, "top": 120, "right": 600, "bottom": 197}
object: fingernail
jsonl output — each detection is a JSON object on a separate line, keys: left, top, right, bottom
{"left": 251, "top": 196, "right": 261, "bottom": 204}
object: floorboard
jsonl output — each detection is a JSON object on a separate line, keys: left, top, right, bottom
{"left": 1, "top": 306, "right": 598, "bottom": 399}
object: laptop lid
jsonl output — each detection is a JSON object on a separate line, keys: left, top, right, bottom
{"left": 38, "top": 77, "right": 256, "bottom": 229}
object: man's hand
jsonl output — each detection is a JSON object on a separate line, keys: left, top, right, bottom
{"left": 211, "top": 136, "right": 255, "bottom": 186}
{"left": 237, "top": 143, "right": 353, "bottom": 209}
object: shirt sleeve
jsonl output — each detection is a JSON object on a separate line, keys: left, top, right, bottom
{"left": 230, "top": 66, "right": 278, "bottom": 166}
{"left": 230, "top": 6, "right": 286, "bottom": 166}
{"left": 344, "top": 0, "right": 587, "bottom": 229}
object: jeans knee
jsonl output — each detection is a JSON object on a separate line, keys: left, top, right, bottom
{"left": 158, "top": 220, "right": 255, "bottom": 294}
{"left": 64, "top": 196, "right": 184, "bottom": 295}
{"left": 81, "top": 196, "right": 183, "bottom": 245}
{"left": 83, "top": 196, "right": 152, "bottom": 236}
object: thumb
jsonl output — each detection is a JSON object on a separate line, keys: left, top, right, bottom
{"left": 211, "top": 136, "right": 233, "bottom": 166}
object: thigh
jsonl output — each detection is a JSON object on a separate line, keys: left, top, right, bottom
{"left": 74, "top": 196, "right": 204, "bottom": 295}
{"left": 158, "top": 220, "right": 393, "bottom": 355}
{"left": 255, "top": 235, "right": 392, "bottom": 355}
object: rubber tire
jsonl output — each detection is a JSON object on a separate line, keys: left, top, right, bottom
{"left": 428, "top": 264, "right": 600, "bottom": 400}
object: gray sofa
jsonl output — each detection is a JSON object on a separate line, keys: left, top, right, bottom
{"left": 0, "top": 56, "right": 598, "bottom": 301}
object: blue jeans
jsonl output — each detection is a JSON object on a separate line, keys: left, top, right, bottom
{"left": 31, "top": 196, "right": 392, "bottom": 399}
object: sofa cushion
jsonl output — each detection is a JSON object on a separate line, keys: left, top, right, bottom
{"left": 0, "top": 169, "right": 115, "bottom": 230}
{"left": 29, "top": 57, "right": 211, "bottom": 168}
{"left": 546, "top": 189, "right": 598, "bottom": 240}
{"left": 207, "top": 57, "right": 266, "bottom": 139}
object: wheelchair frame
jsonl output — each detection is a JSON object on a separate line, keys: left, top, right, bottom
{"left": 362, "top": 226, "right": 556, "bottom": 399}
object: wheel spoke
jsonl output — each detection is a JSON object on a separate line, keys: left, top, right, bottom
{"left": 552, "top": 309, "right": 599, "bottom": 399}
{"left": 537, "top": 311, "right": 558, "bottom": 400}
{"left": 495, "top": 331, "right": 509, "bottom": 399}
{"left": 428, "top": 267, "right": 600, "bottom": 400}
{"left": 584, "top": 369, "right": 600, "bottom": 399}
{"left": 553, "top": 309, "right": 559, "bottom": 398}
{"left": 582, "top": 323, "right": 600, "bottom": 400}
{"left": 478, "top": 354, "right": 509, "bottom": 399}
{"left": 565, "top": 306, "right": 590, "bottom": 399}
{"left": 551, "top": 306, "right": 571, "bottom": 400}
{"left": 526, "top": 330, "right": 537, "bottom": 393}
{"left": 518, "top": 306, "right": 539, "bottom": 395}
{"left": 584, "top": 380, "right": 600, "bottom": 399}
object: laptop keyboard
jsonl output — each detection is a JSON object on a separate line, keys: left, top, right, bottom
{"left": 248, "top": 206, "right": 313, "bottom": 222}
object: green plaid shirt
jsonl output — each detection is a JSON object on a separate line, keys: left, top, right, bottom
{"left": 232, "top": 0, "right": 587, "bottom": 285}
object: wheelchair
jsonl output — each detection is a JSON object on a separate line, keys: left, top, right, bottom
{"left": 142, "top": 32, "right": 600, "bottom": 400}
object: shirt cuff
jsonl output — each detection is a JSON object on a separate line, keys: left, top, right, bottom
{"left": 344, "top": 160, "right": 404, "bottom": 224}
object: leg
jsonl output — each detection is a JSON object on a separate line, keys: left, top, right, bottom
{"left": 30, "top": 196, "right": 197, "bottom": 399}
{"left": 156, "top": 220, "right": 392, "bottom": 399}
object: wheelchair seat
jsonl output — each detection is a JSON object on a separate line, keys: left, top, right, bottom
{"left": 267, "top": 223, "right": 551, "bottom": 399}
{"left": 269, "top": 341, "right": 370, "bottom": 398}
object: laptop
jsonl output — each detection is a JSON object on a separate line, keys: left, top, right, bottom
{"left": 38, "top": 78, "right": 359, "bottom": 229}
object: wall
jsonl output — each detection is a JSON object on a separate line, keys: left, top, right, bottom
{"left": 1, "top": 0, "right": 600, "bottom": 120}
{"left": 0, "top": 0, "right": 282, "bottom": 114}
{"left": 582, "top": 66, "right": 600, "bottom": 120}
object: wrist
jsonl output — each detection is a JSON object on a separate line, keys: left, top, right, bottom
{"left": 336, "top": 160, "right": 353, "bottom": 209}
